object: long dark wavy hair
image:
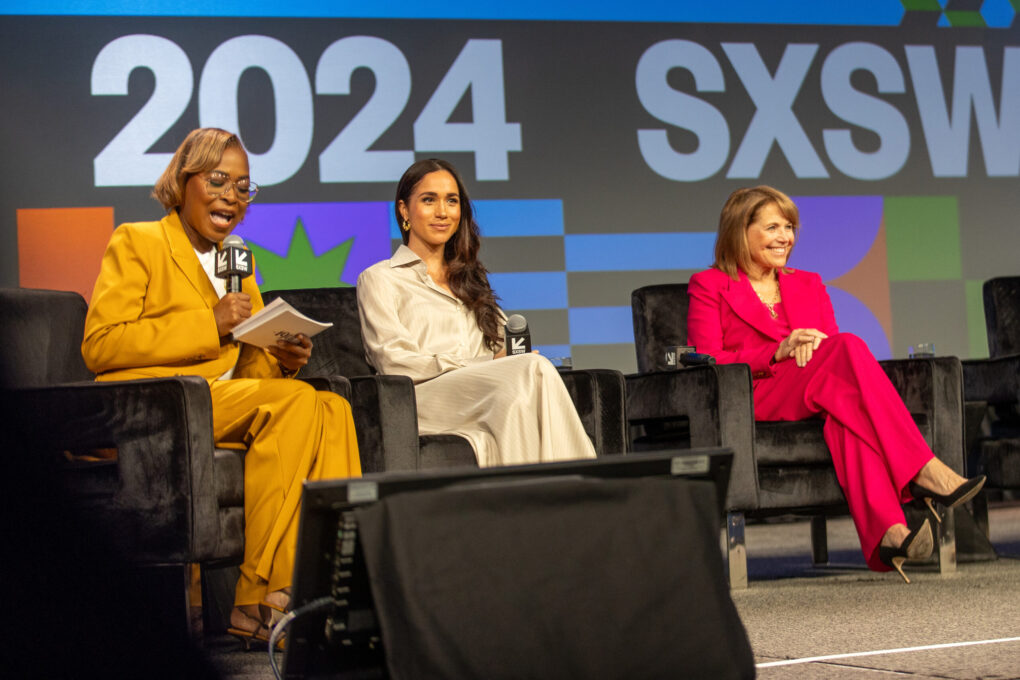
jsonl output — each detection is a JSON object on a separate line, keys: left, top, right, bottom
{"left": 395, "top": 159, "right": 503, "bottom": 351}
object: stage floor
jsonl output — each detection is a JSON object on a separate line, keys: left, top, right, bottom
{"left": 208, "top": 503, "right": 1020, "bottom": 679}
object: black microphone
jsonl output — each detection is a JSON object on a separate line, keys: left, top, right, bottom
{"left": 215, "top": 234, "right": 253, "bottom": 293}
{"left": 504, "top": 314, "right": 532, "bottom": 356}
{"left": 680, "top": 352, "right": 716, "bottom": 367}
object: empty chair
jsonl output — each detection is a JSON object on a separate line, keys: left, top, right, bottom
{"left": 963, "top": 276, "right": 1020, "bottom": 535}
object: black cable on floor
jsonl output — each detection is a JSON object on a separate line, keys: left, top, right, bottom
{"left": 268, "top": 596, "right": 335, "bottom": 680}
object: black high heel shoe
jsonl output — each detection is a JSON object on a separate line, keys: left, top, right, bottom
{"left": 878, "top": 518, "right": 933, "bottom": 584}
{"left": 908, "top": 475, "right": 986, "bottom": 523}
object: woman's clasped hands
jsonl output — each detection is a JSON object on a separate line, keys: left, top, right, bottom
{"left": 775, "top": 328, "right": 828, "bottom": 368}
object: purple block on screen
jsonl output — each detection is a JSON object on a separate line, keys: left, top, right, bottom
{"left": 237, "top": 202, "right": 392, "bottom": 285}
{"left": 826, "top": 286, "right": 892, "bottom": 360}
{"left": 788, "top": 195, "right": 882, "bottom": 280}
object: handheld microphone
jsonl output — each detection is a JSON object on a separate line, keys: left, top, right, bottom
{"left": 215, "top": 234, "right": 253, "bottom": 293}
{"left": 504, "top": 314, "right": 532, "bottom": 356}
{"left": 680, "top": 352, "right": 716, "bottom": 367}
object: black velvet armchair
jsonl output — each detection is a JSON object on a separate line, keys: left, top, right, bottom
{"left": 0, "top": 287, "right": 351, "bottom": 637}
{"left": 262, "top": 286, "right": 628, "bottom": 470}
{"left": 627, "top": 283, "right": 966, "bottom": 587}
{"left": 963, "top": 276, "right": 1020, "bottom": 536}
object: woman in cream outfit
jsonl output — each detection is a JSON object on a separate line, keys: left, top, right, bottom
{"left": 357, "top": 159, "right": 596, "bottom": 467}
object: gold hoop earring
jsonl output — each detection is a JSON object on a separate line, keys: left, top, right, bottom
{"left": 402, "top": 219, "right": 410, "bottom": 232}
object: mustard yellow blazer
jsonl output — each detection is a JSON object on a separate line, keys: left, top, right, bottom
{"left": 83, "top": 211, "right": 282, "bottom": 382}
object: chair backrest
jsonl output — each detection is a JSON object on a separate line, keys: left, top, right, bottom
{"left": 262, "top": 286, "right": 375, "bottom": 377}
{"left": 0, "top": 288, "right": 94, "bottom": 389}
{"left": 631, "top": 283, "right": 691, "bottom": 373}
{"left": 984, "top": 277, "right": 1020, "bottom": 358}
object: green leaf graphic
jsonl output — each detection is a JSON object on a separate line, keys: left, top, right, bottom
{"left": 248, "top": 217, "right": 354, "bottom": 291}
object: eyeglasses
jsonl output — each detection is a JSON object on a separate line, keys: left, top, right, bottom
{"left": 204, "top": 171, "right": 260, "bottom": 203}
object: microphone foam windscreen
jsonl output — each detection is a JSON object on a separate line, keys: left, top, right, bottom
{"left": 506, "top": 314, "right": 528, "bottom": 333}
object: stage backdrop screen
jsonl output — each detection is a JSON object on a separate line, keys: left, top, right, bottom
{"left": 2, "top": 1, "right": 1018, "bottom": 371}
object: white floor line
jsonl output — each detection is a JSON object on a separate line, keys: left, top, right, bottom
{"left": 757, "top": 636, "right": 1020, "bottom": 668}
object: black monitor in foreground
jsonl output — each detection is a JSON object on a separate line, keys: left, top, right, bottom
{"left": 283, "top": 448, "right": 734, "bottom": 680}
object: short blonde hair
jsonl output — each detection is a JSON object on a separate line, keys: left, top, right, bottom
{"left": 151, "top": 128, "right": 245, "bottom": 212}
{"left": 713, "top": 186, "right": 799, "bottom": 279}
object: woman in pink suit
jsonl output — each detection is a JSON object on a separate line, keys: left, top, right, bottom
{"left": 687, "top": 185, "right": 985, "bottom": 582}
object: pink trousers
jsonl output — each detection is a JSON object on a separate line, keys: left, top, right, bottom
{"left": 752, "top": 333, "right": 933, "bottom": 570}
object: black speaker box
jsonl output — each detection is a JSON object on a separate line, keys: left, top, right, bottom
{"left": 284, "top": 450, "right": 753, "bottom": 680}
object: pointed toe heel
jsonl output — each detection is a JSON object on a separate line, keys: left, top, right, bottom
{"left": 909, "top": 475, "right": 987, "bottom": 523}
{"left": 879, "top": 518, "right": 933, "bottom": 584}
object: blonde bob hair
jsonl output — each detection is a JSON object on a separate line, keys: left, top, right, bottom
{"left": 152, "top": 128, "right": 246, "bottom": 212}
{"left": 713, "top": 185, "right": 799, "bottom": 280}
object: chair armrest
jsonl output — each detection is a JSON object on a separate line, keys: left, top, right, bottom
{"left": 348, "top": 375, "right": 420, "bottom": 473}
{"left": 559, "top": 368, "right": 627, "bottom": 456}
{"left": 299, "top": 375, "right": 352, "bottom": 401}
{"left": 962, "top": 354, "right": 1020, "bottom": 404}
{"left": 7, "top": 376, "right": 223, "bottom": 563}
{"left": 880, "top": 357, "right": 965, "bottom": 474}
{"left": 626, "top": 364, "right": 758, "bottom": 511}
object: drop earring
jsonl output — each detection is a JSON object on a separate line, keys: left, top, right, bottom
{"left": 402, "top": 219, "right": 410, "bottom": 231}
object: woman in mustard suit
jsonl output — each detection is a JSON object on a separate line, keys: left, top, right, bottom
{"left": 687, "top": 186, "right": 984, "bottom": 582}
{"left": 82, "top": 128, "right": 361, "bottom": 645}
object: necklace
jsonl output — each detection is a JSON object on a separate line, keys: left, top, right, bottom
{"left": 753, "top": 280, "right": 781, "bottom": 319}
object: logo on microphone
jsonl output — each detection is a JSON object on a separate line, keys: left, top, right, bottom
{"left": 216, "top": 239, "right": 253, "bottom": 278}
{"left": 511, "top": 337, "right": 527, "bottom": 353}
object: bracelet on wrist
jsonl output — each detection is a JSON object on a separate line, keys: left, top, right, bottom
{"left": 279, "top": 364, "right": 298, "bottom": 378}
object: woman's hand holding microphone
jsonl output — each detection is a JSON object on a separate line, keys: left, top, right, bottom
{"left": 213, "top": 292, "right": 252, "bottom": 338}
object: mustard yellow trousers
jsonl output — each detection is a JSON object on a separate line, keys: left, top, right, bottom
{"left": 210, "top": 378, "right": 360, "bottom": 606}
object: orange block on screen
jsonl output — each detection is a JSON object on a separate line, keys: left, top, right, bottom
{"left": 17, "top": 207, "right": 114, "bottom": 303}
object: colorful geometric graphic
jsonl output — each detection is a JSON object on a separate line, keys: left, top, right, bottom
{"left": 881, "top": 195, "right": 984, "bottom": 358}
{"left": 901, "top": 0, "right": 1018, "bottom": 27}
{"left": 884, "top": 196, "right": 961, "bottom": 281}
{"left": 564, "top": 233, "right": 718, "bottom": 272}
{"left": 17, "top": 207, "right": 114, "bottom": 303}
{"left": 233, "top": 197, "right": 923, "bottom": 361}
{"left": 557, "top": 195, "right": 899, "bottom": 360}
{"left": 11, "top": 194, "right": 976, "bottom": 364}
{"left": 790, "top": 195, "right": 892, "bottom": 359}
{"left": 236, "top": 203, "right": 392, "bottom": 290}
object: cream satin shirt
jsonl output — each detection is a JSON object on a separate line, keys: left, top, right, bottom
{"left": 357, "top": 245, "right": 503, "bottom": 384}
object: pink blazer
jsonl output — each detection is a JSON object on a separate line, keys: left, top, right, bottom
{"left": 687, "top": 267, "right": 839, "bottom": 379}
